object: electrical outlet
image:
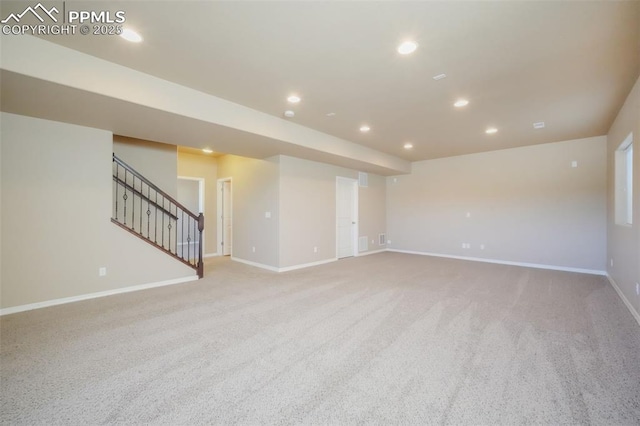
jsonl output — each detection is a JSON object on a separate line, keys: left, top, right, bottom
{"left": 387, "top": 240, "right": 391, "bottom": 244}
{"left": 265, "top": 211, "right": 271, "bottom": 219}
{"left": 466, "top": 212, "right": 471, "bottom": 218}
{"left": 99, "top": 267, "right": 107, "bottom": 277}
{"left": 313, "top": 246, "right": 318, "bottom": 253}
{"left": 610, "top": 258, "right": 614, "bottom": 267}
{"left": 636, "top": 283, "right": 639, "bottom": 296}
{"left": 480, "top": 244, "right": 485, "bottom": 250}
{"left": 252, "top": 246, "right": 256, "bottom": 253}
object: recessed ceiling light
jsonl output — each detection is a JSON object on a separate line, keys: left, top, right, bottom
{"left": 454, "top": 99, "right": 469, "bottom": 107}
{"left": 360, "top": 125, "right": 371, "bottom": 133}
{"left": 404, "top": 142, "right": 414, "bottom": 149}
{"left": 485, "top": 127, "right": 498, "bottom": 134}
{"left": 397, "top": 41, "right": 418, "bottom": 55}
{"left": 432, "top": 73, "right": 447, "bottom": 81}
{"left": 287, "top": 95, "right": 301, "bottom": 104}
{"left": 202, "top": 148, "right": 214, "bottom": 154}
{"left": 326, "top": 112, "right": 336, "bottom": 117}
{"left": 120, "top": 28, "right": 142, "bottom": 43}
{"left": 284, "top": 110, "right": 295, "bottom": 118}
{"left": 533, "top": 121, "right": 545, "bottom": 129}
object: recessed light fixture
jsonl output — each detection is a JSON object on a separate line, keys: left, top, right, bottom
{"left": 287, "top": 95, "right": 301, "bottom": 104}
{"left": 533, "top": 122, "right": 545, "bottom": 129}
{"left": 397, "top": 40, "right": 418, "bottom": 55}
{"left": 404, "top": 142, "right": 414, "bottom": 149}
{"left": 120, "top": 28, "right": 143, "bottom": 43}
{"left": 326, "top": 112, "right": 336, "bottom": 117}
{"left": 485, "top": 127, "right": 498, "bottom": 134}
{"left": 284, "top": 110, "right": 295, "bottom": 118}
{"left": 454, "top": 99, "right": 469, "bottom": 108}
{"left": 202, "top": 148, "right": 214, "bottom": 154}
{"left": 360, "top": 125, "right": 371, "bottom": 133}
{"left": 432, "top": 73, "right": 447, "bottom": 81}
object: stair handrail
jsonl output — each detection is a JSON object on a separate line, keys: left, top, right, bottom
{"left": 112, "top": 153, "right": 204, "bottom": 278}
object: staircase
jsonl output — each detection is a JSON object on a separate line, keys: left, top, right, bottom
{"left": 112, "top": 154, "right": 204, "bottom": 278}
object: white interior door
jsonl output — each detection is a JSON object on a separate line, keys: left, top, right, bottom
{"left": 222, "top": 180, "right": 232, "bottom": 256}
{"left": 336, "top": 177, "right": 358, "bottom": 259}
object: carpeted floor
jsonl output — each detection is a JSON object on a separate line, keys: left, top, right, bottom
{"left": 1, "top": 252, "right": 639, "bottom": 425}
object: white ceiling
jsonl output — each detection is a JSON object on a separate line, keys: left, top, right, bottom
{"left": 1, "top": 1, "right": 639, "bottom": 163}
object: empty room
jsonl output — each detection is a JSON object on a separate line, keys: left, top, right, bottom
{"left": 1, "top": 1, "right": 639, "bottom": 424}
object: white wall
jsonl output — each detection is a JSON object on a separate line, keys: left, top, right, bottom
{"left": 607, "top": 76, "right": 640, "bottom": 320}
{"left": 387, "top": 136, "right": 607, "bottom": 272}
{"left": 0, "top": 113, "right": 195, "bottom": 311}
{"left": 279, "top": 156, "right": 386, "bottom": 268}
{"left": 217, "top": 154, "right": 280, "bottom": 268}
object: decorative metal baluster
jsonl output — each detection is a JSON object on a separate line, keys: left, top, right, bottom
{"left": 161, "top": 195, "right": 165, "bottom": 248}
{"left": 154, "top": 190, "right": 158, "bottom": 244}
{"left": 147, "top": 185, "right": 151, "bottom": 238}
{"left": 167, "top": 202, "right": 172, "bottom": 252}
{"left": 123, "top": 169, "right": 128, "bottom": 226}
{"left": 131, "top": 175, "right": 136, "bottom": 230}
{"left": 181, "top": 210, "right": 184, "bottom": 259}
{"left": 187, "top": 216, "right": 191, "bottom": 262}
{"left": 114, "top": 161, "right": 119, "bottom": 221}
{"left": 139, "top": 180, "right": 143, "bottom": 234}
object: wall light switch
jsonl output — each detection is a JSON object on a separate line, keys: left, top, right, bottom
{"left": 265, "top": 211, "right": 271, "bottom": 219}
{"left": 99, "top": 267, "right": 107, "bottom": 277}
{"left": 571, "top": 160, "right": 578, "bottom": 168}
{"left": 466, "top": 212, "right": 471, "bottom": 218}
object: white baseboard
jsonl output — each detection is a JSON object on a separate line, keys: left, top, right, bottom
{"left": 0, "top": 275, "right": 199, "bottom": 316}
{"left": 606, "top": 274, "right": 640, "bottom": 326}
{"left": 231, "top": 257, "right": 280, "bottom": 272}
{"left": 357, "top": 249, "right": 387, "bottom": 257}
{"left": 387, "top": 249, "right": 607, "bottom": 276}
{"left": 279, "top": 258, "right": 337, "bottom": 272}
{"left": 231, "top": 256, "right": 337, "bottom": 273}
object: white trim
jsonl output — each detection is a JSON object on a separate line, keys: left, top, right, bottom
{"left": 0, "top": 275, "right": 199, "bottom": 316}
{"left": 231, "top": 256, "right": 279, "bottom": 272}
{"left": 279, "top": 258, "right": 337, "bottom": 272}
{"left": 204, "top": 252, "right": 219, "bottom": 258}
{"left": 231, "top": 256, "right": 338, "bottom": 272}
{"left": 217, "top": 177, "right": 233, "bottom": 257}
{"left": 357, "top": 249, "right": 387, "bottom": 257}
{"left": 606, "top": 274, "right": 640, "bottom": 326}
{"left": 386, "top": 249, "right": 606, "bottom": 276}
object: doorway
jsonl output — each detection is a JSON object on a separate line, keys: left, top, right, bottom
{"left": 177, "top": 176, "right": 204, "bottom": 259}
{"left": 217, "top": 178, "right": 232, "bottom": 256}
{"left": 336, "top": 177, "right": 358, "bottom": 259}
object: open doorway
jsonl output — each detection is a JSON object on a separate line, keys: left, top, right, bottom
{"left": 177, "top": 176, "right": 204, "bottom": 260}
{"left": 217, "top": 178, "right": 232, "bottom": 256}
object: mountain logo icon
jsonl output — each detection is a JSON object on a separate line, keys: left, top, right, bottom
{"left": 1, "top": 3, "right": 59, "bottom": 24}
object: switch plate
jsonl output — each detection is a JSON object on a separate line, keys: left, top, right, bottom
{"left": 99, "top": 267, "right": 107, "bottom": 277}
{"left": 265, "top": 211, "right": 271, "bottom": 219}
{"left": 571, "top": 160, "right": 578, "bottom": 168}
{"left": 252, "top": 246, "right": 256, "bottom": 253}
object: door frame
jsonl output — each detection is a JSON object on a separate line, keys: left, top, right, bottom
{"left": 216, "top": 177, "right": 233, "bottom": 256}
{"left": 335, "top": 176, "right": 359, "bottom": 259}
{"left": 177, "top": 176, "right": 205, "bottom": 252}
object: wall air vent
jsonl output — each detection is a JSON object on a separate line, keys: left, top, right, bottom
{"left": 358, "top": 172, "right": 368, "bottom": 187}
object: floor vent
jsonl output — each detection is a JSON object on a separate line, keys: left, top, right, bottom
{"left": 379, "top": 233, "right": 386, "bottom": 245}
{"left": 359, "top": 236, "right": 368, "bottom": 252}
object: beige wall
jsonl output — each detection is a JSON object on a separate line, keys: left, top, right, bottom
{"left": 217, "top": 155, "right": 280, "bottom": 268}
{"left": 279, "top": 156, "right": 386, "bottom": 268}
{"left": 177, "top": 152, "right": 218, "bottom": 256}
{"left": 607, "top": 76, "right": 640, "bottom": 318}
{"left": 387, "top": 136, "right": 607, "bottom": 272}
{"left": 113, "top": 135, "right": 178, "bottom": 198}
{"left": 0, "top": 113, "right": 194, "bottom": 310}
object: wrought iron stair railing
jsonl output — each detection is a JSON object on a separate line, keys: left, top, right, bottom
{"left": 112, "top": 154, "right": 204, "bottom": 278}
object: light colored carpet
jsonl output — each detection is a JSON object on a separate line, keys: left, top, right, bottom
{"left": 1, "top": 252, "right": 639, "bottom": 425}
